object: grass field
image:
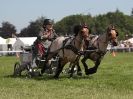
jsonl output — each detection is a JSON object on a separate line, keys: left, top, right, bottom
{"left": 0, "top": 52, "right": 133, "bottom": 99}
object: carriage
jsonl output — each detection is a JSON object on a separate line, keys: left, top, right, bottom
{"left": 13, "top": 45, "right": 59, "bottom": 78}
{"left": 13, "top": 24, "right": 118, "bottom": 78}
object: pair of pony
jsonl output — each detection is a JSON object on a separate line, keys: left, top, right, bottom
{"left": 41, "top": 24, "right": 118, "bottom": 78}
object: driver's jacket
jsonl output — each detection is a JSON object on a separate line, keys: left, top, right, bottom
{"left": 34, "top": 28, "right": 58, "bottom": 57}
{"left": 38, "top": 28, "right": 58, "bottom": 48}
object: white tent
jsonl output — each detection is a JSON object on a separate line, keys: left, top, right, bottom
{"left": 0, "top": 37, "right": 8, "bottom": 55}
{"left": 8, "top": 37, "right": 37, "bottom": 47}
{"left": 12, "top": 37, "right": 37, "bottom": 51}
{"left": 0, "top": 37, "right": 6, "bottom": 44}
{"left": 6, "top": 38, "right": 17, "bottom": 45}
{"left": 0, "top": 37, "right": 37, "bottom": 52}
{"left": 19, "top": 37, "right": 37, "bottom": 46}
{"left": 124, "top": 38, "right": 133, "bottom": 44}
{"left": 127, "top": 38, "right": 133, "bottom": 43}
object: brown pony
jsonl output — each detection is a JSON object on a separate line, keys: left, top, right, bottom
{"left": 72, "top": 24, "right": 119, "bottom": 76}
{"left": 44, "top": 24, "right": 89, "bottom": 78}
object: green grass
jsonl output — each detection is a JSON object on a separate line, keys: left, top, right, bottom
{"left": 0, "top": 52, "right": 133, "bottom": 99}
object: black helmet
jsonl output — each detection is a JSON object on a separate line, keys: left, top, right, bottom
{"left": 43, "top": 19, "right": 53, "bottom": 26}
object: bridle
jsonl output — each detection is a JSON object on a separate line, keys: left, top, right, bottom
{"left": 108, "top": 28, "right": 118, "bottom": 46}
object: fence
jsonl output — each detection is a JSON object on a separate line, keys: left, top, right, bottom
{"left": 109, "top": 47, "right": 133, "bottom": 52}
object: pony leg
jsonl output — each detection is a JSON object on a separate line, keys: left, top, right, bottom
{"left": 41, "top": 52, "right": 58, "bottom": 75}
{"left": 40, "top": 58, "right": 52, "bottom": 75}
{"left": 69, "top": 61, "right": 82, "bottom": 76}
{"left": 54, "top": 58, "right": 65, "bottom": 79}
{"left": 69, "top": 56, "right": 82, "bottom": 77}
{"left": 75, "top": 56, "right": 82, "bottom": 76}
{"left": 40, "top": 60, "right": 48, "bottom": 74}
{"left": 81, "top": 57, "right": 89, "bottom": 75}
{"left": 69, "top": 63, "right": 82, "bottom": 77}
{"left": 69, "top": 63, "right": 75, "bottom": 77}
{"left": 88, "top": 59, "right": 101, "bottom": 74}
{"left": 76, "top": 62, "right": 82, "bottom": 76}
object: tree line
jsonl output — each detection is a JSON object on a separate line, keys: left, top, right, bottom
{"left": 0, "top": 9, "right": 133, "bottom": 40}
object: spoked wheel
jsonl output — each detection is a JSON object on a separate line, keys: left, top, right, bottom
{"left": 13, "top": 62, "right": 21, "bottom": 76}
{"left": 50, "top": 58, "right": 59, "bottom": 74}
{"left": 26, "top": 63, "right": 33, "bottom": 78}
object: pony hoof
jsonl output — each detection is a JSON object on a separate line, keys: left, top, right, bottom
{"left": 87, "top": 68, "right": 97, "bottom": 74}
{"left": 53, "top": 76, "right": 59, "bottom": 79}
{"left": 85, "top": 72, "right": 89, "bottom": 75}
{"left": 85, "top": 69, "right": 90, "bottom": 75}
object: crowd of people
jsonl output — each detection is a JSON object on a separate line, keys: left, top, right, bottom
{"left": 119, "top": 40, "right": 133, "bottom": 48}
{"left": 113, "top": 40, "right": 133, "bottom": 52}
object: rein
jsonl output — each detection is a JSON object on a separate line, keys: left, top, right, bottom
{"left": 85, "top": 34, "right": 108, "bottom": 57}
{"left": 96, "top": 34, "right": 108, "bottom": 56}
{"left": 47, "top": 36, "right": 81, "bottom": 56}
{"left": 61, "top": 36, "right": 81, "bottom": 55}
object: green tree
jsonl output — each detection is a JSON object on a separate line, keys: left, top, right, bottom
{"left": 0, "top": 21, "right": 16, "bottom": 38}
{"left": 19, "top": 16, "right": 46, "bottom": 37}
{"left": 131, "top": 8, "right": 133, "bottom": 16}
{"left": 54, "top": 14, "right": 94, "bottom": 35}
{"left": 18, "top": 9, "right": 133, "bottom": 40}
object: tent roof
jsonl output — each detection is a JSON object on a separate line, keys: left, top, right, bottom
{"left": 19, "top": 37, "right": 37, "bottom": 46}
{"left": 124, "top": 38, "right": 133, "bottom": 43}
{"left": 0, "top": 37, "right": 37, "bottom": 45}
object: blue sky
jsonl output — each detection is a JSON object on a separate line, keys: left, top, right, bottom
{"left": 0, "top": 0, "right": 133, "bottom": 32}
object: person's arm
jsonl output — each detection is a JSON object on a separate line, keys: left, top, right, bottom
{"left": 47, "top": 30, "right": 58, "bottom": 41}
{"left": 54, "top": 32, "right": 58, "bottom": 38}
{"left": 53, "top": 30, "right": 58, "bottom": 38}
{"left": 42, "top": 32, "right": 49, "bottom": 39}
{"left": 38, "top": 31, "right": 49, "bottom": 40}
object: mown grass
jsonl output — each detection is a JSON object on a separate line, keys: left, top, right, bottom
{"left": 0, "top": 52, "right": 133, "bottom": 99}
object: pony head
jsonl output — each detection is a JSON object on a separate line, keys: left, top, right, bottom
{"left": 73, "top": 24, "right": 89, "bottom": 40}
{"left": 107, "top": 24, "right": 119, "bottom": 46}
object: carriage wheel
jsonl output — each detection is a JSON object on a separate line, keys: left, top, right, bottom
{"left": 13, "top": 62, "right": 21, "bottom": 76}
{"left": 50, "top": 59, "right": 59, "bottom": 74}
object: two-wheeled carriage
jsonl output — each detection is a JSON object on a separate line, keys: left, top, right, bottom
{"left": 13, "top": 45, "right": 59, "bottom": 78}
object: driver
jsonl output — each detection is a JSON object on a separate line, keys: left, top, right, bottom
{"left": 34, "top": 19, "right": 58, "bottom": 59}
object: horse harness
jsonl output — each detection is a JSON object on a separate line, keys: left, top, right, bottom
{"left": 86, "top": 36, "right": 107, "bottom": 57}
{"left": 61, "top": 37, "right": 81, "bottom": 56}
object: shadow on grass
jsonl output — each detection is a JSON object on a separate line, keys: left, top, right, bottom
{"left": 4, "top": 73, "right": 94, "bottom": 81}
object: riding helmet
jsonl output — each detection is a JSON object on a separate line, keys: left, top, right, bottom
{"left": 43, "top": 19, "right": 53, "bottom": 26}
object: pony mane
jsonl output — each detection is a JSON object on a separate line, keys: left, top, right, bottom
{"left": 106, "top": 24, "right": 119, "bottom": 36}
{"left": 107, "top": 24, "right": 115, "bottom": 32}
{"left": 73, "top": 24, "right": 82, "bottom": 36}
